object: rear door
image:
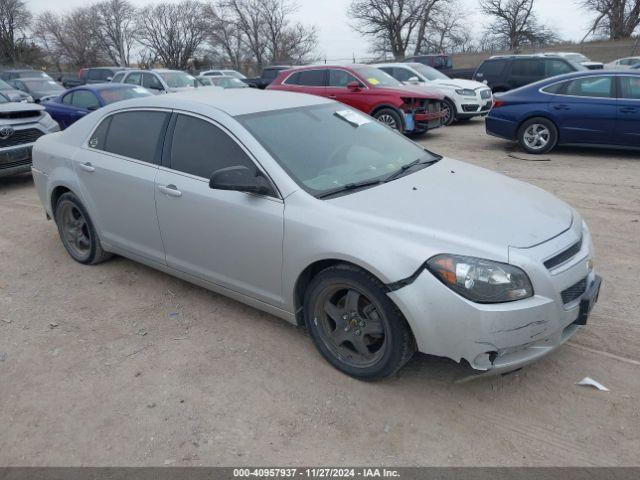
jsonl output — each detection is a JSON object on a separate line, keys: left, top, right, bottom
{"left": 75, "top": 109, "right": 170, "bottom": 263}
{"left": 154, "top": 113, "right": 284, "bottom": 306}
{"left": 550, "top": 75, "right": 617, "bottom": 145}
{"left": 615, "top": 75, "right": 640, "bottom": 146}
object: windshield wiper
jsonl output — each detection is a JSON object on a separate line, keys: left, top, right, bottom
{"left": 316, "top": 179, "right": 385, "bottom": 199}
{"left": 384, "top": 156, "right": 441, "bottom": 183}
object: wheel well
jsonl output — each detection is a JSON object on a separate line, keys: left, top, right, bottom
{"left": 50, "top": 186, "right": 71, "bottom": 213}
{"left": 293, "top": 259, "right": 389, "bottom": 327}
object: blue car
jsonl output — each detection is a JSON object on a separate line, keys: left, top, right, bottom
{"left": 44, "top": 83, "right": 153, "bottom": 129}
{"left": 486, "top": 70, "right": 640, "bottom": 153}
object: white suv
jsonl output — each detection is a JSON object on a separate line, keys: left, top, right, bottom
{"left": 375, "top": 63, "right": 493, "bottom": 125}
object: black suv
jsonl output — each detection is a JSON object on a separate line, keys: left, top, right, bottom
{"left": 474, "top": 55, "right": 587, "bottom": 92}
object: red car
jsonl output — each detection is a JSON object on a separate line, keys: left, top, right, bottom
{"left": 267, "top": 64, "right": 445, "bottom": 135}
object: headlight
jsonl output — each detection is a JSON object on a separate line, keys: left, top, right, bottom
{"left": 40, "top": 113, "right": 60, "bottom": 130}
{"left": 426, "top": 254, "right": 533, "bottom": 303}
{"left": 455, "top": 88, "right": 476, "bottom": 96}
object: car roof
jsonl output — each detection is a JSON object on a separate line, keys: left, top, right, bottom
{"left": 104, "top": 88, "right": 331, "bottom": 117}
{"left": 487, "top": 54, "right": 566, "bottom": 60}
{"left": 371, "top": 63, "right": 416, "bottom": 68}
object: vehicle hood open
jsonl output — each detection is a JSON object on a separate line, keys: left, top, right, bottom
{"left": 328, "top": 158, "right": 573, "bottom": 252}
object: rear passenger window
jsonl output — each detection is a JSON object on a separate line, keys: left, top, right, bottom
{"left": 101, "top": 111, "right": 168, "bottom": 163}
{"left": 565, "top": 76, "right": 613, "bottom": 98}
{"left": 478, "top": 60, "right": 506, "bottom": 77}
{"left": 87, "top": 117, "right": 111, "bottom": 150}
{"left": 297, "top": 70, "right": 325, "bottom": 86}
{"left": 170, "top": 114, "right": 256, "bottom": 179}
{"left": 541, "top": 82, "right": 565, "bottom": 94}
{"left": 511, "top": 59, "right": 544, "bottom": 77}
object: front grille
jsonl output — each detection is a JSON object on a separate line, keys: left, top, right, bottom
{"left": 561, "top": 277, "right": 587, "bottom": 304}
{"left": 480, "top": 89, "right": 491, "bottom": 99}
{"left": 0, "top": 110, "right": 42, "bottom": 119}
{"left": 0, "top": 128, "right": 44, "bottom": 148}
{"left": 544, "top": 238, "right": 582, "bottom": 270}
{"left": 0, "top": 158, "right": 31, "bottom": 170}
{"left": 462, "top": 104, "right": 479, "bottom": 112}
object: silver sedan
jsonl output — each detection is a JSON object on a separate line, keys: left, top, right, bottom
{"left": 31, "top": 89, "right": 601, "bottom": 380}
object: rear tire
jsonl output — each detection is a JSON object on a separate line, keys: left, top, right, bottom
{"left": 517, "top": 117, "right": 558, "bottom": 154}
{"left": 373, "top": 108, "right": 403, "bottom": 132}
{"left": 54, "top": 192, "right": 112, "bottom": 265}
{"left": 304, "top": 265, "right": 415, "bottom": 380}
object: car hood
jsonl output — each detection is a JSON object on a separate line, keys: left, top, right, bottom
{"left": 376, "top": 85, "right": 444, "bottom": 100}
{"left": 430, "top": 78, "right": 490, "bottom": 90}
{"left": 328, "top": 158, "right": 573, "bottom": 253}
{"left": 0, "top": 102, "right": 44, "bottom": 113}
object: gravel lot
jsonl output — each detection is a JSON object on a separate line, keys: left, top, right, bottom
{"left": 1, "top": 119, "right": 639, "bottom": 466}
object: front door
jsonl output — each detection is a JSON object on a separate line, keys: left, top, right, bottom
{"left": 615, "top": 75, "right": 640, "bottom": 146}
{"left": 154, "top": 113, "right": 284, "bottom": 307}
{"left": 74, "top": 110, "right": 170, "bottom": 263}
{"left": 326, "top": 68, "right": 369, "bottom": 112}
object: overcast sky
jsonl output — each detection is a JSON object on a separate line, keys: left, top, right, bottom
{"left": 28, "top": 0, "right": 591, "bottom": 60}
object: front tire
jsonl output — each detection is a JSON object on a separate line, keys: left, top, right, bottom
{"left": 304, "top": 265, "right": 415, "bottom": 380}
{"left": 373, "top": 108, "right": 403, "bottom": 132}
{"left": 441, "top": 99, "right": 456, "bottom": 126}
{"left": 518, "top": 117, "right": 558, "bottom": 154}
{"left": 54, "top": 192, "right": 112, "bottom": 265}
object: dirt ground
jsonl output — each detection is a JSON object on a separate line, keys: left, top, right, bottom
{"left": 1, "top": 119, "right": 639, "bottom": 467}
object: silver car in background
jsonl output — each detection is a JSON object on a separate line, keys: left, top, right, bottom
{"left": 31, "top": 89, "right": 601, "bottom": 380}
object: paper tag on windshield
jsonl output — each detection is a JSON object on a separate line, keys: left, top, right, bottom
{"left": 334, "top": 109, "right": 371, "bottom": 127}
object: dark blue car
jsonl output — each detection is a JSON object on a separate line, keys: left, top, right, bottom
{"left": 44, "top": 83, "right": 153, "bottom": 129}
{"left": 486, "top": 70, "right": 640, "bottom": 153}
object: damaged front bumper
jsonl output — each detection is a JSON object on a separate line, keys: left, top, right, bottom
{"left": 387, "top": 223, "right": 600, "bottom": 374}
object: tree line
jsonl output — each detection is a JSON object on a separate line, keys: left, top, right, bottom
{"left": 0, "top": 0, "right": 638, "bottom": 71}
{"left": 0, "top": 0, "right": 318, "bottom": 72}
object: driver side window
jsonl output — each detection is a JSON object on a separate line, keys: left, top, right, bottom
{"left": 142, "top": 73, "right": 163, "bottom": 90}
{"left": 71, "top": 90, "right": 100, "bottom": 110}
{"left": 328, "top": 69, "right": 361, "bottom": 87}
{"left": 169, "top": 114, "right": 258, "bottom": 181}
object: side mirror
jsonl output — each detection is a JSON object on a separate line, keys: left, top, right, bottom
{"left": 209, "top": 165, "right": 273, "bottom": 196}
{"left": 346, "top": 81, "right": 361, "bottom": 91}
{"left": 106, "top": 76, "right": 113, "bottom": 82}
{"left": 407, "top": 76, "right": 420, "bottom": 84}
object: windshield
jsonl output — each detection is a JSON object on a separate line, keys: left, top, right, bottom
{"left": 408, "top": 63, "right": 450, "bottom": 81}
{"left": 223, "top": 70, "right": 246, "bottom": 79}
{"left": 238, "top": 104, "right": 437, "bottom": 197}
{"left": 98, "top": 86, "right": 153, "bottom": 104}
{"left": 0, "top": 79, "right": 12, "bottom": 90}
{"left": 352, "top": 66, "right": 401, "bottom": 88}
{"left": 158, "top": 71, "right": 196, "bottom": 88}
{"left": 22, "top": 79, "right": 63, "bottom": 91}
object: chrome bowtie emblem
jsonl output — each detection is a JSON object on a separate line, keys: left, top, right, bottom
{"left": 0, "top": 126, "right": 15, "bottom": 139}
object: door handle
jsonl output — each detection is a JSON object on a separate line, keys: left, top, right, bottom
{"left": 79, "top": 162, "right": 95, "bottom": 172}
{"left": 553, "top": 104, "right": 570, "bottom": 111}
{"left": 620, "top": 107, "right": 637, "bottom": 113}
{"left": 158, "top": 184, "right": 182, "bottom": 197}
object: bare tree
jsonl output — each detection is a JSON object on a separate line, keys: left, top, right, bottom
{"left": 203, "top": 2, "right": 246, "bottom": 70}
{"left": 347, "top": 0, "right": 443, "bottom": 59}
{"left": 34, "top": 8, "right": 105, "bottom": 69}
{"left": 479, "top": 0, "right": 557, "bottom": 50}
{"left": 136, "top": 0, "right": 208, "bottom": 70}
{"left": 418, "top": 0, "right": 473, "bottom": 54}
{"left": 0, "top": 0, "right": 31, "bottom": 64}
{"left": 213, "top": 0, "right": 317, "bottom": 71}
{"left": 94, "top": 0, "right": 137, "bottom": 66}
{"left": 581, "top": 0, "right": 640, "bottom": 40}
